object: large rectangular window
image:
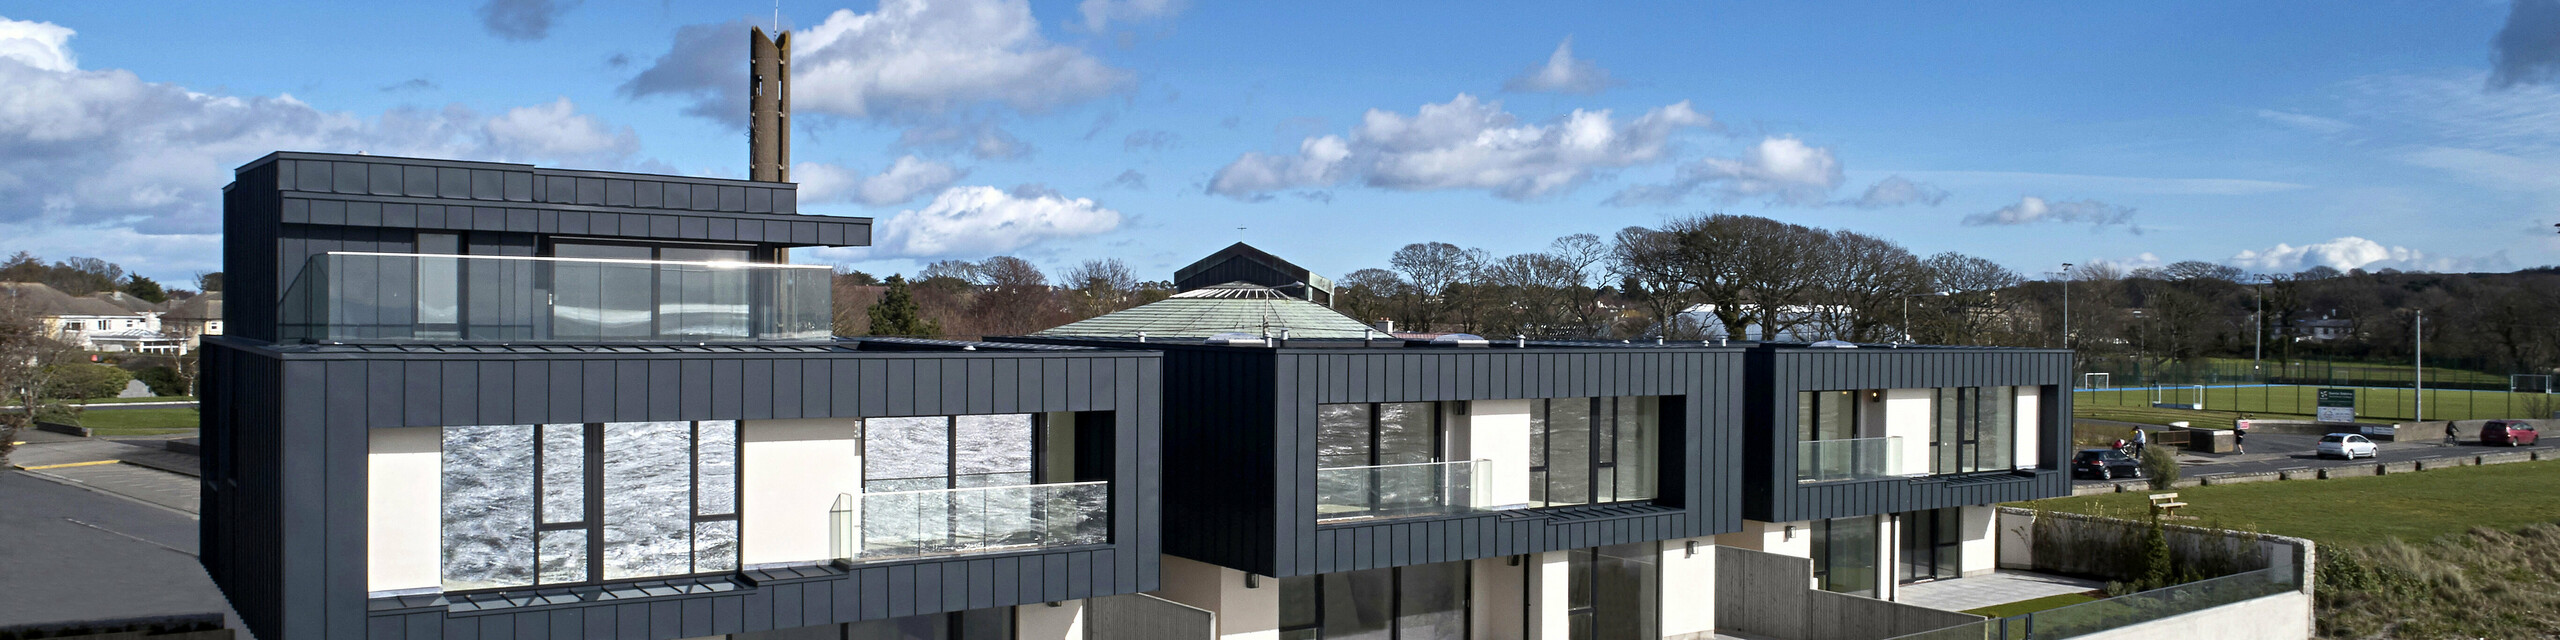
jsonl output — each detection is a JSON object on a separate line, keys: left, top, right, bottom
{"left": 1567, "top": 543, "right": 1660, "bottom": 640}
{"left": 1278, "top": 562, "right": 1470, "bottom": 640}
{"left": 844, "top": 413, "right": 1106, "bottom": 560}
{"left": 1529, "top": 397, "right": 1659, "bottom": 508}
{"left": 1811, "top": 516, "right": 1880, "bottom": 598}
{"left": 1931, "top": 387, "right": 2017, "bottom": 474}
{"left": 440, "top": 420, "right": 740, "bottom": 592}
{"left": 1897, "top": 508, "right": 1962, "bottom": 584}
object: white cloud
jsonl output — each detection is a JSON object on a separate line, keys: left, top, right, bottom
{"left": 1838, "top": 175, "right": 1949, "bottom": 208}
{"left": 1892, "top": 170, "right": 2308, "bottom": 196}
{"left": 2226, "top": 237, "right": 2512, "bottom": 273}
{"left": 481, "top": 97, "right": 638, "bottom": 162}
{"left": 2086, "top": 252, "right": 2165, "bottom": 274}
{"left": 623, "top": 0, "right": 1129, "bottom": 124}
{"left": 868, "top": 185, "right": 1122, "bottom": 258}
{"left": 1076, "top": 0, "right": 1185, "bottom": 32}
{"left": 1606, "top": 136, "right": 1841, "bottom": 206}
{"left": 794, "top": 155, "right": 967, "bottom": 206}
{"left": 1209, "top": 94, "right": 1713, "bottom": 201}
{"left": 0, "top": 19, "right": 642, "bottom": 251}
{"left": 1964, "top": 196, "right": 2139, "bottom": 231}
{"left": 0, "top": 16, "right": 77, "bottom": 72}
{"left": 2255, "top": 109, "right": 2352, "bottom": 134}
{"left": 1503, "top": 37, "right": 1619, "bottom": 95}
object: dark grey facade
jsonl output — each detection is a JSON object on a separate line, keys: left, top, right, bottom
{"left": 1170, "top": 243, "right": 1334, "bottom": 307}
{"left": 1004, "top": 338, "right": 1745, "bottom": 578}
{"left": 1740, "top": 344, "right": 2074, "bottom": 523}
{"left": 200, "top": 153, "right": 1161, "bottom": 640}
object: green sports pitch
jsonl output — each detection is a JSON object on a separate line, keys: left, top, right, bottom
{"left": 2074, "top": 384, "right": 2560, "bottom": 423}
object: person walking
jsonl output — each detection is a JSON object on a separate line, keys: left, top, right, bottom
{"left": 2234, "top": 414, "right": 2249, "bottom": 454}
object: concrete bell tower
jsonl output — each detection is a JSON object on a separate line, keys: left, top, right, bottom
{"left": 749, "top": 26, "right": 791, "bottom": 183}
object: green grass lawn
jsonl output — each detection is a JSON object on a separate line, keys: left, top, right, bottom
{"left": 1962, "top": 592, "right": 2101, "bottom": 618}
{"left": 2015, "top": 458, "right": 2560, "bottom": 547}
{"left": 70, "top": 395, "right": 197, "bottom": 405}
{"left": 2074, "top": 384, "right": 2556, "bottom": 423}
{"left": 74, "top": 408, "right": 200, "bottom": 436}
{"left": 2185, "top": 356, "right": 2513, "bottom": 388}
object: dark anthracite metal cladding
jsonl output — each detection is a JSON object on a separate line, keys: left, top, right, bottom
{"left": 221, "top": 152, "right": 870, "bottom": 342}
{"left": 200, "top": 341, "right": 1163, "bottom": 640}
{"left": 999, "top": 338, "right": 1746, "bottom": 579}
{"left": 201, "top": 152, "right": 1156, "bottom": 640}
{"left": 1740, "top": 346, "right": 2076, "bottom": 523}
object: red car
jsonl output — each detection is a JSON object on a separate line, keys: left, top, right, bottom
{"left": 2481, "top": 420, "right": 2539, "bottom": 447}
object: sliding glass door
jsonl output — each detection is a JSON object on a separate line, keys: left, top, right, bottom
{"left": 1565, "top": 542, "right": 1660, "bottom": 640}
{"left": 1897, "top": 508, "right": 1961, "bottom": 584}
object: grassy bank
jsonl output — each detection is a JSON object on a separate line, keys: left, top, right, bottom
{"left": 2075, "top": 384, "right": 2557, "bottom": 423}
{"left": 74, "top": 408, "right": 199, "bottom": 436}
{"left": 2016, "top": 458, "right": 2560, "bottom": 638}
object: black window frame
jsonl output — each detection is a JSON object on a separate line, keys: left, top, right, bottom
{"left": 1277, "top": 562, "right": 1473, "bottom": 640}
{"left": 1931, "top": 387, "right": 2017, "bottom": 475}
{"left": 445, "top": 419, "right": 744, "bottom": 595}
{"left": 1528, "top": 396, "right": 1661, "bottom": 508}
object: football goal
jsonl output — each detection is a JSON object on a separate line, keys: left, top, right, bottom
{"left": 2151, "top": 384, "right": 2205, "bottom": 410}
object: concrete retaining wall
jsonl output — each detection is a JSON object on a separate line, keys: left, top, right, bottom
{"left": 1714, "top": 546, "right": 1981, "bottom": 640}
{"left": 2202, "top": 472, "right": 2277, "bottom": 486}
{"left": 2319, "top": 465, "right": 2377, "bottom": 479}
{"left": 2069, "top": 591, "right": 2314, "bottom": 640}
{"left": 2379, "top": 461, "right": 2418, "bottom": 474}
{"left": 2478, "top": 451, "right": 2533, "bottom": 466}
{"left": 2417, "top": 457, "right": 2474, "bottom": 471}
{"left": 1998, "top": 508, "right": 2306, "bottom": 584}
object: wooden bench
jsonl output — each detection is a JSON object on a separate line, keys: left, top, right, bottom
{"left": 2150, "top": 493, "right": 2187, "bottom": 518}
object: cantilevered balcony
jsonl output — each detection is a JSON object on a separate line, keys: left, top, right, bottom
{"left": 1315, "top": 459, "right": 1487, "bottom": 522}
{"left": 1796, "top": 436, "right": 1906, "bottom": 483}
{"left": 829, "top": 482, "right": 1110, "bottom": 561}
{"left": 277, "top": 252, "right": 830, "bottom": 343}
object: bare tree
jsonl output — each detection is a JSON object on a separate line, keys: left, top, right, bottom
{"left": 1336, "top": 268, "right": 1410, "bottom": 330}
{"left": 970, "top": 256, "right": 1062, "bottom": 336}
{"left": 1801, "top": 230, "right": 1923, "bottom": 342}
{"left": 1548, "top": 234, "right": 1613, "bottom": 337}
{"left": 1389, "top": 242, "right": 1487, "bottom": 332}
{"left": 0, "top": 291, "right": 78, "bottom": 460}
{"left": 1061, "top": 258, "right": 1141, "bottom": 320}
{"left": 1921, "top": 252, "right": 2024, "bottom": 345}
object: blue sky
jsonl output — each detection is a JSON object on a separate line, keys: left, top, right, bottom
{"left": 4, "top": 0, "right": 2559, "bottom": 285}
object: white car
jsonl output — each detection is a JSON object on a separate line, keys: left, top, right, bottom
{"left": 2317, "top": 433, "right": 2379, "bottom": 459}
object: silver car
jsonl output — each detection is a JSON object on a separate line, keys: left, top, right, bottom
{"left": 2317, "top": 433, "right": 2378, "bottom": 459}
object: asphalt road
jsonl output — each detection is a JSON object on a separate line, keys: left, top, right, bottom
{"left": 2072, "top": 428, "right": 2544, "bottom": 486}
{"left": 0, "top": 470, "right": 230, "bottom": 629}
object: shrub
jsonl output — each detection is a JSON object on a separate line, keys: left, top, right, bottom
{"left": 43, "top": 362, "right": 131, "bottom": 400}
{"left": 2140, "top": 444, "right": 2180, "bottom": 489}
{"left": 133, "top": 366, "right": 183, "bottom": 396}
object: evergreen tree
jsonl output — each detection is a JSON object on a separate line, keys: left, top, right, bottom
{"left": 866, "top": 275, "right": 940, "bottom": 337}
{"left": 122, "top": 275, "right": 168, "bottom": 303}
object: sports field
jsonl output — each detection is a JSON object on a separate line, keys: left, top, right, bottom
{"left": 2074, "top": 383, "right": 2558, "bottom": 423}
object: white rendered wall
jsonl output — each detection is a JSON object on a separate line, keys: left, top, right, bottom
{"left": 1881, "top": 389, "right": 1934, "bottom": 475}
{"left": 2015, "top": 387, "right": 2042, "bottom": 469}
{"left": 1959, "top": 505, "right": 1999, "bottom": 576}
{"left": 367, "top": 426, "right": 442, "bottom": 594}
{"left": 1154, "top": 556, "right": 1276, "bottom": 640}
{"left": 1527, "top": 551, "right": 1572, "bottom": 640}
{"left": 1015, "top": 599, "right": 1086, "bottom": 640}
{"left": 1471, "top": 556, "right": 1528, "bottom": 640}
{"left": 1659, "top": 537, "right": 1717, "bottom": 639}
{"left": 1715, "top": 519, "right": 1813, "bottom": 560}
{"left": 1876, "top": 514, "right": 1901, "bottom": 600}
{"left": 1463, "top": 399, "right": 1533, "bottom": 509}
{"left": 741, "top": 418, "right": 862, "bottom": 567}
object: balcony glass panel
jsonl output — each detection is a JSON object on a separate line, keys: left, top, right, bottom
{"left": 278, "top": 252, "right": 830, "bottom": 342}
{"left": 829, "top": 481, "right": 1109, "bottom": 561}
{"left": 1797, "top": 436, "right": 1905, "bottom": 483}
{"left": 1315, "top": 460, "right": 1485, "bottom": 522}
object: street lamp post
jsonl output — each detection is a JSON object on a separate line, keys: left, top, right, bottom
{"left": 2252, "top": 277, "right": 2265, "bottom": 381}
{"left": 2415, "top": 309, "right": 2424, "bottom": 422}
{"left": 1902, "top": 291, "right": 1949, "bottom": 343}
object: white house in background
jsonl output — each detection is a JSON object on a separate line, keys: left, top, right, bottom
{"left": 1675, "top": 303, "right": 1850, "bottom": 342}
{"left": 163, "top": 292, "right": 224, "bottom": 347}
{"left": 0, "top": 282, "right": 177, "bottom": 352}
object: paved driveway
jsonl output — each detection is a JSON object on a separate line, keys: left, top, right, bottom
{"left": 0, "top": 470, "right": 230, "bottom": 629}
{"left": 2071, "top": 423, "right": 2538, "bottom": 487}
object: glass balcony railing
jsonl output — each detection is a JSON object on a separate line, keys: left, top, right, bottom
{"left": 828, "top": 481, "right": 1109, "bottom": 561}
{"left": 1797, "top": 437, "right": 1904, "bottom": 483}
{"left": 1315, "top": 459, "right": 1486, "bottom": 522}
{"left": 277, "top": 252, "right": 831, "bottom": 343}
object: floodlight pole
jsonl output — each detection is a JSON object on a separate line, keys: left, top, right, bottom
{"left": 2415, "top": 310, "right": 2424, "bottom": 422}
{"left": 2059, "top": 263, "right": 2074, "bottom": 350}
{"left": 2252, "top": 278, "right": 2264, "bottom": 381}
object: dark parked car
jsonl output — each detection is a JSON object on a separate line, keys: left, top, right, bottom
{"left": 2073, "top": 448, "right": 2143, "bottom": 480}
{"left": 2482, "top": 420, "right": 2540, "bottom": 447}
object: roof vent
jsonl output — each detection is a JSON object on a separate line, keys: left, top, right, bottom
{"left": 1810, "top": 339, "right": 1858, "bottom": 349}
{"left": 1430, "top": 333, "right": 1490, "bottom": 347}
{"left": 1207, "top": 332, "right": 1269, "bottom": 346}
